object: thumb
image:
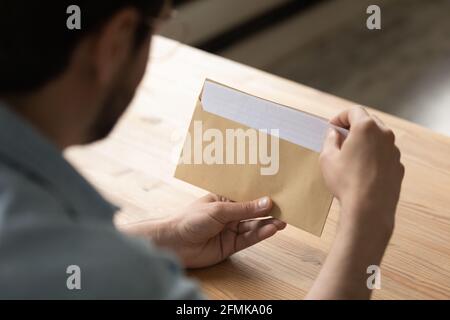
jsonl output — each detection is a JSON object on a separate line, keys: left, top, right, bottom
{"left": 322, "top": 127, "right": 342, "bottom": 156}
{"left": 210, "top": 197, "right": 273, "bottom": 224}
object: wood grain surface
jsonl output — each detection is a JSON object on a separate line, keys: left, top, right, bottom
{"left": 65, "top": 36, "right": 450, "bottom": 299}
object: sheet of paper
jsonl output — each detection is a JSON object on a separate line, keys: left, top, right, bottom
{"left": 202, "top": 80, "right": 348, "bottom": 153}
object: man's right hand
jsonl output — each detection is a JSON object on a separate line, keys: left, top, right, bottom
{"left": 320, "top": 106, "right": 405, "bottom": 244}
{"left": 306, "top": 106, "right": 404, "bottom": 300}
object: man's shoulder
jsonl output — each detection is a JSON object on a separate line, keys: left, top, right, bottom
{"left": 0, "top": 221, "right": 201, "bottom": 299}
{"left": 0, "top": 161, "right": 67, "bottom": 219}
{"left": 0, "top": 164, "right": 202, "bottom": 299}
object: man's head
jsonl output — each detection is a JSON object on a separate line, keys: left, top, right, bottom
{"left": 0, "top": 1, "right": 167, "bottom": 146}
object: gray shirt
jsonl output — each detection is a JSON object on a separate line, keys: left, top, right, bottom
{"left": 0, "top": 102, "right": 203, "bottom": 299}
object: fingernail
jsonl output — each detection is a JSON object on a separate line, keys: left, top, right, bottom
{"left": 258, "top": 197, "right": 270, "bottom": 209}
{"left": 327, "top": 127, "right": 337, "bottom": 137}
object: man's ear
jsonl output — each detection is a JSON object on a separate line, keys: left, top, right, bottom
{"left": 92, "top": 8, "right": 141, "bottom": 88}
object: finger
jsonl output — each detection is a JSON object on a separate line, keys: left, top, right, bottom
{"left": 196, "top": 193, "right": 219, "bottom": 203}
{"left": 372, "top": 114, "right": 387, "bottom": 129}
{"left": 330, "top": 105, "right": 370, "bottom": 129}
{"left": 321, "top": 128, "right": 343, "bottom": 156}
{"left": 235, "top": 224, "right": 279, "bottom": 252}
{"left": 219, "top": 195, "right": 232, "bottom": 202}
{"left": 209, "top": 197, "right": 273, "bottom": 224}
{"left": 394, "top": 145, "right": 401, "bottom": 162}
{"left": 371, "top": 114, "right": 397, "bottom": 144}
{"left": 195, "top": 193, "right": 231, "bottom": 204}
{"left": 238, "top": 218, "right": 287, "bottom": 233}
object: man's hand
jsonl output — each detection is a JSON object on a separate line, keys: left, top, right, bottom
{"left": 121, "top": 194, "right": 286, "bottom": 269}
{"left": 320, "top": 106, "right": 404, "bottom": 241}
{"left": 307, "top": 106, "right": 405, "bottom": 300}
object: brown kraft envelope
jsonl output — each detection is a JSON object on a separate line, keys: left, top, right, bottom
{"left": 175, "top": 81, "right": 334, "bottom": 236}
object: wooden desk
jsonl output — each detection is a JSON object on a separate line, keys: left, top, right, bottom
{"left": 66, "top": 36, "right": 450, "bottom": 299}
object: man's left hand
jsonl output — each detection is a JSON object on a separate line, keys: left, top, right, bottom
{"left": 120, "top": 194, "right": 286, "bottom": 268}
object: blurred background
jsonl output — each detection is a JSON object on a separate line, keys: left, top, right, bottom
{"left": 161, "top": 0, "right": 450, "bottom": 136}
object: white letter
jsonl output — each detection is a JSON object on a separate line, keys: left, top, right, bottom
{"left": 226, "top": 128, "right": 258, "bottom": 165}
{"left": 203, "top": 128, "right": 224, "bottom": 164}
{"left": 259, "top": 129, "right": 279, "bottom": 176}
{"left": 366, "top": 265, "right": 381, "bottom": 289}
{"left": 193, "top": 121, "right": 203, "bottom": 164}
{"left": 66, "top": 5, "right": 81, "bottom": 30}
{"left": 204, "top": 307, "right": 210, "bottom": 318}
{"left": 175, "top": 131, "right": 192, "bottom": 165}
{"left": 366, "top": 5, "right": 381, "bottom": 30}
{"left": 66, "top": 265, "right": 81, "bottom": 290}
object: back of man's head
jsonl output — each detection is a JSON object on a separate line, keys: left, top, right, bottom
{"left": 0, "top": 1, "right": 165, "bottom": 95}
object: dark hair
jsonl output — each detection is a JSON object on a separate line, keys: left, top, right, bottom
{"left": 0, "top": 1, "right": 165, "bottom": 94}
